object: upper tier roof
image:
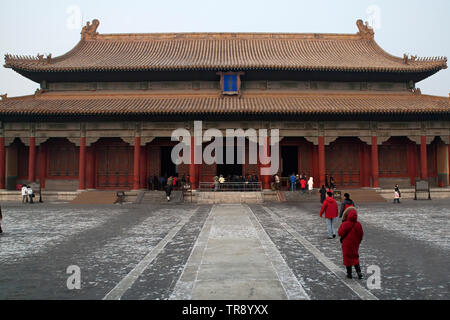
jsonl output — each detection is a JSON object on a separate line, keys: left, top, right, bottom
{"left": 4, "top": 20, "right": 447, "bottom": 75}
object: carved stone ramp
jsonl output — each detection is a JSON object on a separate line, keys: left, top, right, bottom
{"left": 71, "top": 191, "right": 117, "bottom": 204}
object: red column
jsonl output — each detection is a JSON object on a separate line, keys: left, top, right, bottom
{"left": 139, "top": 146, "right": 147, "bottom": 189}
{"left": 133, "top": 137, "right": 141, "bottom": 190}
{"left": 318, "top": 136, "right": 325, "bottom": 187}
{"left": 78, "top": 137, "right": 86, "bottom": 190}
{"left": 371, "top": 136, "right": 379, "bottom": 188}
{"left": 86, "top": 147, "right": 95, "bottom": 189}
{"left": 28, "top": 137, "right": 36, "bottom": 182}
{"left": 0, "top": 137, "right": 5, "bottom": 189}
{"left": 37, "top": 145, "right": 46, "bottom": 189}
{"left": 259, "top": 136, "right": 271, "bottom": 190}
{"left": 420, "top": 136, "right": 428, "bottom": 180}
{"left": 189, "top": 136, "right": 197, "bottom": 189}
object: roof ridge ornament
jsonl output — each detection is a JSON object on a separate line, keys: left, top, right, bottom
{"left": 356, "top": 19, "right": 374, "bottom": 40}
{"left": 81, "top": 19, "right": 100, "bottom": 40}
{"left": 0, "top": 93, "right": 7, "bottom": 101}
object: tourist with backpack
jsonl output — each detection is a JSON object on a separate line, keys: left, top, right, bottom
{"left": 338, "top": 207, "right": 364, "bottom": 279}
{"left": 340, "top": 193, "right": 355, "bottom": 219}
{"left": 289, "top": 173, "right": 296, "bottom": 192}
{"left": 320, "top": 191, "right": 339, "bottom": 239}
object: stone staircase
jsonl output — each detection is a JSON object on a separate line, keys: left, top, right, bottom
{"left": 139, "top": 190, "right": 184, "bottom": 204}
{"left": 71, "top": 191, "right": 118, "bottom": 204}
{"left": 282, "top": 190, "right": 318, "bottom": 202}
{"left": 196, "top": 192, "right": 263, "bottom": 204}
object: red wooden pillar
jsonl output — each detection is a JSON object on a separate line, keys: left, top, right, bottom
{"left": 420, "top": 136, "right": 428, "bottom": 180}
{"left": 133, "top": 137, "right": 141, "bottom": 190}
{"left": 139, "top": 146, "right": 147, "bottom": 189}
{"left": 259, "top": 136, "right": 271, "bottom": 190}
{"left": 189, "top": 136, "right": 197, "bottom": 189}
{"left": 0, "top": 137, "right": 5, "bottom": 189}
{"left": 37, "top": 144, "right": 46, "bottom": 189}
{"left": 318, "top": 136, "right": 325, "bottom": 187}
{"left": 407, "top": 143, "right": 416, "bottom": 186}
{"left": 86, "top": 146, "right": 95, "bottom": 189}
{"left": 371, "top": 136, "right": 379, "bottom": 188}
{"left": 28, "top": 137, "right": 36, "bottom": 182}
{"left": 78, "top": 137, "right": 86, "bottom": 190}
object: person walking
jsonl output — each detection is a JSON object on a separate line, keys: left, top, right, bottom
{"left": 274, "top": 174, "right": 281, "bottom": 190}
{"left": 394, "top": 184, "right": 401, "bottom": 204}
{"left": 0, "top": 205, "right": 3, "bottom": 234}
{"left": 213, "top": 175, "right": 219, "bottom": 192}
{"left": 338, "top": 207, "right": 364, "bottom": 279}
{"left": 21, "top": 184, "right": 28, "bottom": 203}
{"left": 320, "top": 191, "right": 339, "bottom": 239}
{"left": 300, "top": 176, "right": 307, "bottom": 194}
{"left": 329, "top": 176, "right": 336, "bottom": 189}
{"left": 289, "top": 173, "right": 296, "bottom": 192}
{"left": 307, "top": 177, "right": 314, "bottom": 195}
{"left": 27, "top": 185, "right": 34, "bottom": 204}
{"left": 165, "top": 176, "right": 174, "bottom": 201}
{"left": 319, "top": 185, "right": 327, "bottom": 204}
{"left": 325, "top": 174, "right": 330, "bottom": 189}
{"left": 339, "top": 193, "right": 355, "bottom": 219}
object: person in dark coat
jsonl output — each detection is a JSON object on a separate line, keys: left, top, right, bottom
{"left": 339, "top": 193, "right": 355, "bottom": 219}
{"left": 320, "top": 192, "right": 339, "bottom": 239}
{"left": 165, "top": 176, "right": 173, "bottom": 201}
{"left": 147, "top": 176, "right": 153, "bottom": 190}
{"left": 325, "top": 174, "right": 330, "bottom": 189}
{"left": 319, "top": 185, "right": 327, "bottom": 203}
{"left": 338, "top": 208, "right": 364, "bottom": 279}
{"left": 0, "top": 205, "right": 3, "bottom": 234}
{"left": 329, "top": 176, "right": 335, "bottom": 189}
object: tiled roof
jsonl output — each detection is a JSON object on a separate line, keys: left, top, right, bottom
{"left": 4, "top": 20, "right": 447, "bottom": 74}
{"left": 1, "top": 91, "right": 448, "bottom": 117}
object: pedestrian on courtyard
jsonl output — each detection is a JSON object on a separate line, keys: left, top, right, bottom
{"left": 308, "top": 177, "right": 314, "bottom": 195}
{"left": 213, "top": 175, "right": 219, "bottom": 192}
{"left": 338, "top": 207, "right": 364, "bottom": 279}
{"left": 27, "top": 185, "right": 34, "bottom": 204}
{"left": 147, "top": 176, "right": 153, "bottom": 190}
{"left": 274, "top": 174, "right": 281, "bottom": 190}
{"left": 290, "top": 173, "right": 296, "bottom": 192}
{"left": 21, "top": 184, "right": 28, "bottom": 203}
{"left": 160, "top": 175, "right": 166, "bottom": 191}
{"left": 165, "top": 176, "right": 174, "bottom": 201}
{"left": 330, "top": 176, "right": 336, "bottom": 189}
{"left": 0, "top": 205, "right": 3, "bottom": 234}
{"left": 340, "top": 193, "right": 355, "bottom": 220}
{"left": 325, "top": 174, "right": 330, "bottom": 189}
{"left": 394, "top": 184, "right": 401, "bottom": 204}
{"left": 320, "top": 191, "right": 339, "bottom": 239}
{"left": 153, "top": 175, "right": 159, "bottom": 191}
{"left": 319, "top": 185, "right": 327, "bottom": 203}
{"left": 300, "top": 176, "right": 307, "bottom": 194}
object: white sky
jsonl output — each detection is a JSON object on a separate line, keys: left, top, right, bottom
{"left": 0, "top": 0, "right": 448, "bottom": 97}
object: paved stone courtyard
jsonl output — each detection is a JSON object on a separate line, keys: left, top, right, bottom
{"left": 0, "top": 199, "right": 448, "bottom": 300}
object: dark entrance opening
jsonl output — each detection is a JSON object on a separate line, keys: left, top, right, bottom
{"left": 216, "top": 143, "right": 243, "bottom": 178}
{"left": 281, "top": 146, "right": 298, "bottom": 177}
{"left": 161, "top": 146, "right": 177, "bottom": 177}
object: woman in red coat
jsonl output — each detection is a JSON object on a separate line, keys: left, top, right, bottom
{"left": 338, "top": 207, "right": 364, "bottom": 279}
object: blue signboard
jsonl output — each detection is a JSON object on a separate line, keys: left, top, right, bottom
{"left": 223, "top": 74, "right": 238, "bottom": 92}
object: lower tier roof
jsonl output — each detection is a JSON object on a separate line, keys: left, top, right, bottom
{"left": 0, "top": 91, "right": 448, "bottom": 120}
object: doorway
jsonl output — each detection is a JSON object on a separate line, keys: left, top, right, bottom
{"left": 281, "top": 146, "right": 298, "bottom": 177}
{"left": 161, "top": 146, "right": 177, "bottom": 177}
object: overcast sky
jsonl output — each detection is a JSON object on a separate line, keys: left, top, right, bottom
{"left": 0, "top": 0, "right": 448, "bottom": 97}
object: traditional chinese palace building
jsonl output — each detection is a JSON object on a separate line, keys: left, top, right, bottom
{"left": 0, "top": 19, "right": 448, "bottom": 191}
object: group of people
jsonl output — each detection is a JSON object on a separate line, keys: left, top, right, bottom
{"left": 147, "top": 174, "right": 188, "bottom": 192}
{"left": 288, "top": 173, "right": 314, "bottom": 194}
{"left": 319, "top": 191, "right": 364, "bottom": 279}
{"left": 21, "top": 185, "right": 36, "bottom": 204}
{"left": 212, "top": 174, "right": 260, "bottom": 191}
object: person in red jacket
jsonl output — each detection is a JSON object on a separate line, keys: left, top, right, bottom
{"left": 320, "top": 191, "right": 339, "bottom": 239}
{"left": 338, "top": 207, "right": 364, "bottom": 279}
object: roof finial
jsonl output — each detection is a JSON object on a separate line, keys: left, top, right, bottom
{"left": 0, "top": 93, "right": 7, "bottom": 101}
{"left": 81, "top": 19, "right": 100, "bottom": 40}
{"left": 356, "top": 19, "right": 374, "bottom": 39}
